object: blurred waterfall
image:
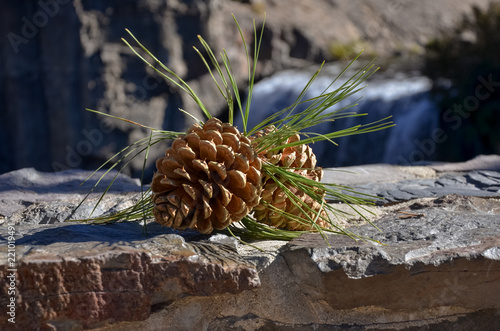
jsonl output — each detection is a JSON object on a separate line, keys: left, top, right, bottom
{"left": 236, "top": 65, "right": 439, "bottom": 167}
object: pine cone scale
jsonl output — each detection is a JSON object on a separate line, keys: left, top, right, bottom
{"left": 246, "top": 167, "right": 261, "bottom": 186}
{"left": 226, "top": 170, "right": 246, "bottom": 188}
{"left": 166, "top": 192, "right": 181, "bottom": 207}
{"left": 225, "top": 195, "right": 245, "bottom": 215}
{"left": 192, "top": 159, "right": 210, "bottom": 177}
{"left": 182, "top": 183, "right": 199, "bottom": 200}
{"left": 208, "top": 161, "right": 227, "bottom": 182}
{"left": 203, "top": 130, "right": 223, "bottom": 144}
{"left": 215, "top": 183, "right": 232, "bottom": 206}
{"left": 178, "top": 147, "right": 196, "bottom": 164}
{"left": 216, "top": 145, "right": 235, "bottom": 168}
{"left": 198, "top": 179, "right": 213, "bottom": 198}
{"left": 222, "top": 133, "right": 240, "bottom": 151}
{"left": 199, "top": 140, "right": 217, "bottom": 161}
{"left": 174, "top": 167, "right": 192, "bottom": 181}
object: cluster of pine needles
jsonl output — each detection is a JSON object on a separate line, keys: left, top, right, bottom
{"left": 72, "top": 15, "right": 394, "bottom": 243}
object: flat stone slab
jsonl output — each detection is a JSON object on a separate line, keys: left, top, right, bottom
{"left": 283, "top": 194, "right": 500, "bottom": 305}
{"left": 322, "top": 164, "right": 437, "bottom": 186}
{"left": 0, "top": 222, "right": 259, "bottom": 329}
{"left": 349, "top": 170, "right": 500, "bottom": 202}
{"left": 0, "top": 168, "right": 143, "bottom": 224}
{"left": 1, "top": 156, "right": 500, "bottom": 330}
{"left": 430, "top": 154, "right": 500, "bottom": 172}
{"left": 322, "top": 155, "right": 500, "bottom": 187}
{"left": 99, "top": 193, "right": 500, "bottom": 331}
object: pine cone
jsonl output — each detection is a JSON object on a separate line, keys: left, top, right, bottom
{"left": 251, "top": 127, "right": 328, "bottom": 230}
{"left": 151, "top": 118, "right": 262, "bottom": 234}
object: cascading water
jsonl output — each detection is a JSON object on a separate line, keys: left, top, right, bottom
{"left": 236, "top": 64, "right": 439, "bottom": 167}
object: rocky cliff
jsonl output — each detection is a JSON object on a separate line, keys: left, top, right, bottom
{"left": 0, "top": 0, "right": 495, "bottom": 176}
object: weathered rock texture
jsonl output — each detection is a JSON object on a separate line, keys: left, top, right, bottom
{"left": 0, "top": 230, "right": 259, "bottom": 330}
{"left": 0, "top": 0, "right": 495, "bottom": 176}
{"left": 1, "top": 155, "right": 500, "bottom": 330}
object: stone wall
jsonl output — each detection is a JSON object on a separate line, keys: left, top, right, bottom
{"left": 1, "top": 155, "right": 499, "bottom": 330}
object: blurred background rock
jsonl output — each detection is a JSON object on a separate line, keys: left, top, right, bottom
{"left": 0, "top": 0, "right": 498, "bottom": 179}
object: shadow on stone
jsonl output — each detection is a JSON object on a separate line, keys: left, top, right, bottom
{"left": 14, "top": 222, "right": 207, "bottom": 246}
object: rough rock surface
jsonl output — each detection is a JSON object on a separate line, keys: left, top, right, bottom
{"left": 0, "top": 229, "right": 259, "bottom": 330}
{"left": 0, "top": 169, "right": 261, "bottom": 330}
{"left": 0, "top": 0, "right": 495, "bottom": 176}
{"left": 1, "top": 155, "right": 500, "bottom": 330}
{"left": 0, "top": 168, "right": 142, "bottom": 222}
{"left": 323, "top": 155, "right": 500, "bottom": 202}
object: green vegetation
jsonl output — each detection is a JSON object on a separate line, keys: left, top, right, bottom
{"left": 329, "top": 40, "right": 376, "bottom": 61}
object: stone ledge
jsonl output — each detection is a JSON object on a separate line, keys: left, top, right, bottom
{"left": 0, "top": 226, "right": 259, "bottom": 330}
{"left": 1, "top": 156, "right": 500, "bottom": 330}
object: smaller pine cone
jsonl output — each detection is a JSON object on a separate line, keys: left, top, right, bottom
{"left": 254, "top": 171, "right": 328, "bottom": 231}
{"left": 252, "top": 128, "right": 328, "bottom": 230}
{"left": 254, "top": 126, "right": 319, "bottom": 170}
{"left": 151, "top": 118, "right": 262, "bottom": 234}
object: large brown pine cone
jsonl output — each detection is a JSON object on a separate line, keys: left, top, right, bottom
{"left": 151, "top": 118, "right": 262, "bottom": 234}
{"left": 251, "top": 127, "right": 328, "bottom": 230}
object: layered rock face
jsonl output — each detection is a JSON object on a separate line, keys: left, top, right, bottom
{"left": 1, "top": 155, "right": 499, "bottom": 330}
{"left": 0, "top": 0, "right": 494, "bottom": 176}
